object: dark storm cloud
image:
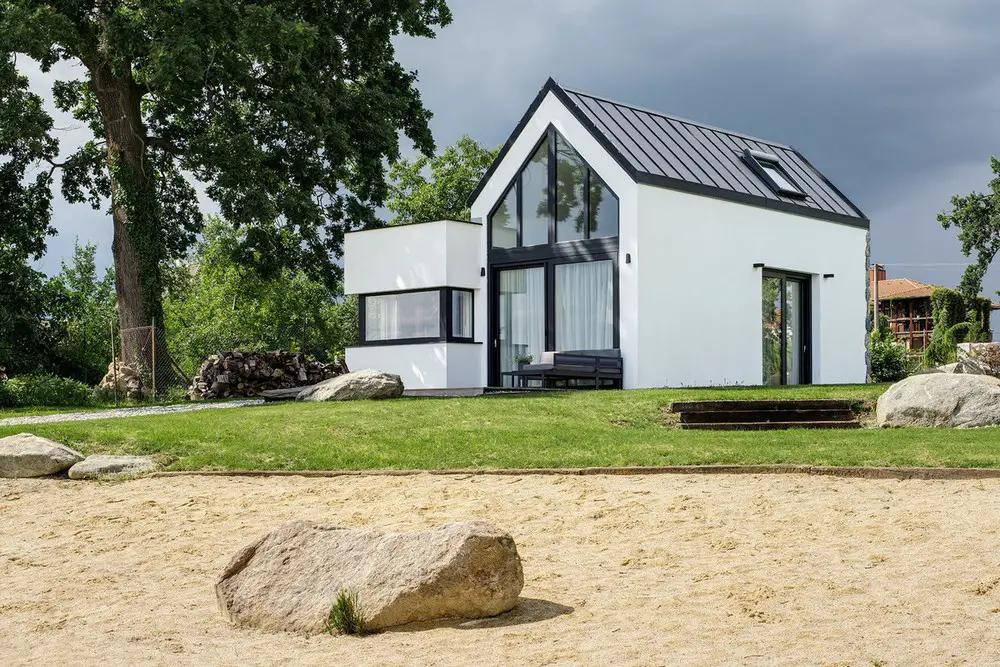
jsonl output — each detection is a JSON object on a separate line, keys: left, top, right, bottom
{"left": 30, "top": 1, "right": 1000, "bottom": 297}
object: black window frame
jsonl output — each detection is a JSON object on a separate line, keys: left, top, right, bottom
{"left": 487, "top": 124, "right": 620, "bottom": 252}
{"left": 357, "top": 287, "right": 476, "bottom": 347}
{"left": 743, "top": 149, "right": 807, "bottom": 199}
{"left": 761, "top": 269, "right": 812, "bottom": 385}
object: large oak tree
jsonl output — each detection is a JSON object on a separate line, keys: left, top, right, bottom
{"left": 0, "top": 0, "right": 451, "bottom": 361}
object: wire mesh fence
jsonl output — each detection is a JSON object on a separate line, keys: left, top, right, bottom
{"left": 107, "top": 318, "right": 189, "bottom": 404}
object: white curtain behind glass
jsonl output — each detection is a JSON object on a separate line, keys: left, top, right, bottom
{"left": 499, "top": 268, "right": 545, "bottom": 379}
{"left": 365, "top": 291, "right": 440, "bottom": 341}
{"left": 556, "top": 260, "right": 613, "bottom": 351}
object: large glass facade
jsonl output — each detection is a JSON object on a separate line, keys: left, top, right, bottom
{"left": 489, "top": 129, "right": 618, "bottom": 248}
{"left": 589, "top": 174, "right": 619, "bottom": 240}
{"left": 490, "top": 184, "right": 518, "bottom": 249}
{"left": 556, "top": 134, "right": 587, "bottom": 242}
{"left": 498, "top": 267, "right": 546, "bottom": 386}
{"left": 521, "top": 142, "right": 550, "bottom": 247}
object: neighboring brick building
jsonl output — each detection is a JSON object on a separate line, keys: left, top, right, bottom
{"left": 871, "top": 268, "right": 996, "bottom": 349}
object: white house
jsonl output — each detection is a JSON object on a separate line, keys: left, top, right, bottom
{"left": 346, "top": 78, "right": 870, "bottom": 390}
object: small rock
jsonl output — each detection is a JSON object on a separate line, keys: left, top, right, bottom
{"left": 68, "top": 455, "right": 158, "bottom": 480}
{"left": 216, "top": 521, "right": 523, "bottom": 633}
{"left": 0, "top": 434, "right": 85, "bottom": 478}
{"left": 297, "top": 370, "right": 404, "bottom": 402}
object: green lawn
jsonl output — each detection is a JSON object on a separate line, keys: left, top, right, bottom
{"left": 4, "top": 383, "right": 993, "bottom": 471}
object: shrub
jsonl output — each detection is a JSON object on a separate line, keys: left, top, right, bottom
{"left": 0, "top": 374, "right": 95, "bottom": 408}
{"left": 326, "top": 590, "right": 366, "bottom": 636}
{"left": 871, "top": 321, "right": 909, "bottom": 383}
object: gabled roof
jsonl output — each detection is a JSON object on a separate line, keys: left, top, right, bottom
{"left": 470, "top": 78, "right": 869, "bottom": 229}
{"left": 877, "top": 278, "right": 934, "bottom": 300}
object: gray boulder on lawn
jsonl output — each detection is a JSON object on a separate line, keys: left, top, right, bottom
{"left": 68, "top": 455, "right": 158, "bottom": 480}
{"left": 297, "top": 369, "right": 404, "bottom": 402}
{"left": 216, "top": 520, "right": 524, "bottom": 634}
{"left": 876, "top": 373, "right": 1000, "bottom": 428}
{"left": 0, "top": 433, "right": 85, "bottom": 478}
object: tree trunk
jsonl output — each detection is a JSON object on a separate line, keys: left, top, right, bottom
{"left": 90, "top": 63, "right": 164, "bottom": 368}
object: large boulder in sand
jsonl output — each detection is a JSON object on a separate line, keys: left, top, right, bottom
{"left": 296, "top": 369, "right": 403, "bottom": 402}
{"left": 68, "top": 455, "right": 158, "bottom": 480}
{"left": 876, "top": 373, "right": 1000, "bottom": 428}
{"left": 0, "top": 433, "right": 84, "bottom": 478}
{"left": 216, "top": 520, "right": 523, "bottom": 633}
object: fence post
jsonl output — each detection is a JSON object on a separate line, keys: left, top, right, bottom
{"left": 151, "top": 317, "right": 157, "bottom": 400}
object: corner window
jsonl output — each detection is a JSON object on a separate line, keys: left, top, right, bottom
{"left": 451, "top": 289, "right": 473, "bottom": 339}
{"left": 364, "top": 291, "right": 440, "bottom": 342}
{"left": 360, "top": 288, "right": 475, "bottom": 345}
{"left": 489, "top": 128, "right": 619, "bottom": 249}
{"left": 744, "top": 149, "right": 805, "bottom": 198}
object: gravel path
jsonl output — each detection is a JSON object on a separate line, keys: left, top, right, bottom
{"left": 0, "top": 399, "right": 264, "bottom": 427}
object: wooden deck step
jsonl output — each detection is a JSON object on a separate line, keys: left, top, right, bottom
{"left": 670, "top": 399, "right": 865, "bottom": 431}
{"left": 679, "top": 409, "right": 856, "bottom": 424}
{"left": 679, "top": 421, "right": 863, "bottom": 431}
{"left": 671, "top": 399, "right": 856, "bottom": 413}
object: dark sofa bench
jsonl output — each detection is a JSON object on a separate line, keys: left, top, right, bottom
{"left": 505, "top": 349, "right": 623, "bottom": 389}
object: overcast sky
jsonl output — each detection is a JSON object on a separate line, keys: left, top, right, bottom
{"left": 25, "top": 0, "right": 1000, "bottom": 296}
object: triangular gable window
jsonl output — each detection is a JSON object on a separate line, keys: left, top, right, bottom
{"left": 489, "top": 128, "right": 618, "bottom": 248}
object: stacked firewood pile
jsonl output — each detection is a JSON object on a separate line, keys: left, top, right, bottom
{"left": 188, "top": 351, "right": 348, "bottom": 400}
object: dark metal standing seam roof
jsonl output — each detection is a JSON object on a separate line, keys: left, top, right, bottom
{"left": 469, "top": 78, "right": 869, "bottom": 229}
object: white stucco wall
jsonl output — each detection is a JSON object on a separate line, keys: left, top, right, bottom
{"left": 346, "top": 343, "right": 483, "bottom": 390}
{"left": 469, "top": 90, "right": 639, "bottom": 386}
{"left": 344, "top": 220, "right": 482, "bottom": 294}
{"left": 635, "top": 184, "right": 868, "bottom": 388}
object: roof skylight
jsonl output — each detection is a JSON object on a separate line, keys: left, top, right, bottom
{"left": 743, "top": 149, "right": 806, "bottom": 198}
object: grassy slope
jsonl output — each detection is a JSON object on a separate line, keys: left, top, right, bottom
{"left": 2, "top": 383, "right": 994, "bottom": 471}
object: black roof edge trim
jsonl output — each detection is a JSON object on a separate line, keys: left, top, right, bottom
{"left": 467, "top": 78, "right": 640, "bottom": 209}
{"left": 635, "top": 172, "right": 870, "bottom": 230}
{"left": 788, "top": 147, "right": 869, "bottom": 221}
{"left": 467, "top": 78, "right": 560, "bottom": 208}
{"left": 345, "top": 218, "right": 482, "bottom": 235}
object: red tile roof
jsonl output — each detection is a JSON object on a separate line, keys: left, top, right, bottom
{"left": 876, "top": 278, "right": 934, "bottom": 300}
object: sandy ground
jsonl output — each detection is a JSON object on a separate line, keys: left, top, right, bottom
{"left": 2, "top": 473, "right": 1000, "bottom": 667}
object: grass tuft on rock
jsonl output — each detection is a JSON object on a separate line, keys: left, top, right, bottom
{"left": 327, "top": 590, "right": 366, "bottom": 636}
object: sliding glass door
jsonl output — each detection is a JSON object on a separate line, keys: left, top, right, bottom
{"left": 491, "top": 257, "right": 618, "bottom": 386}
{"left": 497, "top": 267, "right": 545, "bottom": 387}
{"left": 762, "top": 272, "right": 810, "bottom": 386}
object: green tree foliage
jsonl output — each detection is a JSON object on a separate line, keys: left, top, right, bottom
{"left": 49, "top": 241, "right": 117, "bottom": 382}
{"left": 386, "top": 135, "right": 498, "bottom": 225}
{"left": 870, "top": 315, "right": 909, "bottom": 382}
{"left": 0, "top": 240, "right": 117, "bottom": 383}
{"left": 163, "top": 219, "right": 354, "bottom": 375}
{"left": 938, "top": 157, "right": 1000, "bottom": 307}
{"left": 0, "top": 1, "right": 452, "bottom": 357}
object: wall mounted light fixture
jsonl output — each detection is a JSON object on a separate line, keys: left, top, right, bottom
{"left": 823, "top": 273, "right": 835, "bottom": 279}
{"left": 625, "top": 253, "right": 632, "bottom": 264}
{"left": 480, "top": 267, "right": 486, "bottom": 277}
